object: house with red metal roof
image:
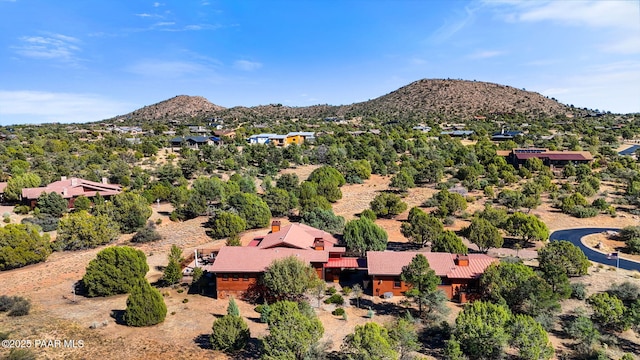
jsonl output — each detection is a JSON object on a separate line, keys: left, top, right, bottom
{"left": 21, "top": 176, "right": 122, "bottom": 208}
{"left": 497, "top": 148, "right": 593, "bottom": 168}
{"left": 207, "top": 221, "right": 364, "bottom": 299}
{"left": 366, "top": 251, "right": 498, "bottom": 303}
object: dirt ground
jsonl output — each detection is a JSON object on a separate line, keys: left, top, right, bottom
{"left": 1, "top": 165, "right": 640, "bottom": 359}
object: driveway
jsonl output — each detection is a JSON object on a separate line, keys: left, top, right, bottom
{"left": 550, "top": 228, "right": 640, "bottom": 271}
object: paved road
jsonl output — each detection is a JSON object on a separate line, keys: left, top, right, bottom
{"left": 549, "top": 228, "right": 640, "bottom": 271}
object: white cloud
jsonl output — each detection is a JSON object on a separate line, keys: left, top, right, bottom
{"left": 430, "top": 5, "right": 479, "bottom": 43}
{"left": 153, "top": 21, "right": 175, "bottom": 27}
{"left": 153, "top": 2, "right": 162, "bottom": 7}
{"left": 536, "top": 60, "right": 640, "bottom": 113}
{"left": 233, "top": 60, "right": 263, "bottom": 71}
{"left": 126, "top": 59, "right": 211, "bottom": 78}
{"left": 468, "top": 50, "right": 506, "bottom": 59}
{"left": 12, "top": 33, "right": 81, "bottom": 63}
{"left": 515, "top": 1, "right": 638, "bottom": 30}
{"left": 0, "top": 90, "right": 133, "bottom": 124}
{"left": 488, "top": 0, "right": 640, "bottom": 54}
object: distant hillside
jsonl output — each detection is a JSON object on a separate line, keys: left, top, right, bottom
{"left": 340, "top": 79, "right": 570, "bottom": 120}
{"left": 109, "top": 79, "right": 572, "bottom": 124}
{"left": 113, "top": 95, "right": 225, "bottom": 122}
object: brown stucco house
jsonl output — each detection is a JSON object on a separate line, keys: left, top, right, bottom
{"left": 366, "top": 251, "right": 498, "bottom": 303}
{"left": 207, "top": 221, "right": 364, "bottom": 299}
{"left": 21, "top": 176, "right": 122, "bottom": 208}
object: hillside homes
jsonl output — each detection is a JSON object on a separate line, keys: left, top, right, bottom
{"left": 367, "top": 251, "right": 498, "bottom": 302}
{"left": 20, "top": 176, "right": 122, "bottom": 208}
{"left": 207, "top": 221, "right": 361, "bottom": 299}
{"left": 497, "top": 148, "right": 594, "bottom": 168}
{"left": 205, "top": 221, "right": 496, "bottom": 303}
{"left": 246, "top": 132, "right": 315, "bottom": 146}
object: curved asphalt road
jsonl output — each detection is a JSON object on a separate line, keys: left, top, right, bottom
{"left": 550, "top": 228, "right": 640, "bottom": 271}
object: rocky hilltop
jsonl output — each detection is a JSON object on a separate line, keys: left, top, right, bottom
{"left": 110, "top": 79, "right": 572, "bottom": 124}
{"left": 340, "top": 79, "right": 569, "bottom": 120}
{"left": 114, "top": 95, "right": 225, "bottom": 121}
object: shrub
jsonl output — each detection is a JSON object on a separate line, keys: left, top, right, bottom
{"left": 7, "top": 298, "right": 31, "bottom": 316}
{"left": 82, "top": 246, "right": 149, "bottom": 297}
{"left": 324, "top": 294, "right": 344, "bottom": 305}
{"left": 6, "top": 349, "right": 36, "bottom": 360}
{"left": 123, "top": 280, "right": 167, "bottom": 326}
{"left": 0, "top": 224, "right": 51, "bottom": 271}
{"left": 13, "top": 205, "right": 30, "bottom": 215}
{"left": 332, "top": 307, "right": 345, "bottom": 316}
{"left": 570, "top": 206, "right": 599, "bottom": 218}
{"left": 327, "top": 287, "right": 337, "bottom": 295}
{"left": 21, "top": 214, "right": 60, "bottom": 232}
{"left": 56, "top": 211, "right": 120, "bottom": 250}
{"left": 206, "top": 211, "right": 246, "bottom": 239}
{"left": 211, "top": 314, "right": 250, "bottom": 353}
{"left": 131, "top": 221, "right": 162, "bottom": 243}
{"left": 0, "top": 295, "right": 31, "bottom": 316}
{"left": 571, "top": 282, "right": 588, "bottom": 300}
{"left": 342, "top": 286, "right": 352, "bottom": 296}
{"left": 607, "top": 281, "right": 640, "bottom": 303}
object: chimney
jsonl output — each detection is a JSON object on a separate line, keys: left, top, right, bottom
{"left": 455, "top": 254, "right": 469, "bottom": 267}
{"left": 313, "top": 238, "right": 324, "bottom": 251}
{"left": 62, "top": 188, "right": 68, "bottom": 197}
{"left": 61, "top": 176, "right": 67, "bottom": 181}
{"left": 101, "top": 177, "right": 108, "bottom": 184}
{"left": 71, "top": 178, "right": 78, "bottom": 187}
{"left": 271, "top": 220, "right": 281, "bottom": 233}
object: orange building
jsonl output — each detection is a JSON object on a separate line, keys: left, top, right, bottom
{"left": 366, "top": 251, "right": 498, "bottom": 303}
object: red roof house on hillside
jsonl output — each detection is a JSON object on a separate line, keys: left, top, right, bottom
{"left": 367, "top": 251, "right": 498, "bottom": 303}
{"left": 208, "top": 221, "right": 361, "bottom": 299}
{"left": 21, "top": 176, "right": 122, "bottom": 208}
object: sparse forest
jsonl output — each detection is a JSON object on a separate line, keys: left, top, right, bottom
{"left": 1, "top": 79, "right": 640, "bottom": 359}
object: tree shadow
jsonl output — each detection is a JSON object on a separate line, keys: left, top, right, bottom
{"left": 193, "top": 334, "right": 212, "bottom": 350}
{"left": 357, "top": 297, "right": 407, "bottom": 317}
{"left": 231, "top": 338, "right": 263, "bottom": 360}
{"left": 72, "top": 280, "right": 89, "bottom": 297}
{"left": 387, "top": 241, "right": 421, "bottom": 251}
{"left": 616, "top": 334, "right": 640, "bottom": 356}
{"left": 110, "top": 309, "right": 126, "bottom": 325}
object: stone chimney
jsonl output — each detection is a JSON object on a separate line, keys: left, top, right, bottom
{"left": 313, "top": 238, "right": 324, "bottom": 251}
{"left": 455, "top": 254, "right": 469, "bottom": 267}
{"left": 101, "top": 177, "right": 108, "bottom": 184}
{"left": 271, "top": 220, "right": 281, "bottom": 233}
{"left": 62, "top": 188, "right": 68, "bottom": 197}
{"left": 61, "top": 176, "right": 67, "bottom": 181}
{"left": 71, "top": 178, "right": 78, "bottom": 187}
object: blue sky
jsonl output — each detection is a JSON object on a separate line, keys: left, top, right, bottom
{"left": 0, "top": 0, "right": 638, "bottom": 125}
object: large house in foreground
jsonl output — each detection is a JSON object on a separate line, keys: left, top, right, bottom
{"left": 21, "top": 177, "right": 122, "bottom": 208}
{"left": 207, "top": 221, "right": 364, "bottom": 299}
{"left": 367, "top": 251, "right": 498, "bottom": 302}
{"left": 206, "top": 221, "right": 496, "bottom": 303}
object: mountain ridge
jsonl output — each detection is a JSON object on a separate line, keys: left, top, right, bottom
{"left": 110, "top": 79, "right": 575, "bottom": 123}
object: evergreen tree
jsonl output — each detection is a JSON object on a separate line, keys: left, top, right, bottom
{"left": 123, "top": 280, "right": 167, "bottom": 326}
{"left": 343, "top": 217, "right": 388, "bottom": 256}
{"left": 341, "top": 322, "right": 399, "bottom": 360}
{"left": 210, "top": 314, "right": 250, "bottom": 353}
{"left": 227, "top": 297, "right": 240, "bottom": 316}
{"left": 82, "top": 246, "right": 149, "bottom": 297}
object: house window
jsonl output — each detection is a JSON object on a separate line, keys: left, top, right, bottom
{"left": 232, "top": 274, "right": 239, "bottom": 281}
{"left": 222, "top": 274, "right": 229, "bottom": 281}
{"left": 393, "top": 279, "right": 402, "bottom": 288}
{"left": 242, "top": 274, "right": 249, "bottom": 281}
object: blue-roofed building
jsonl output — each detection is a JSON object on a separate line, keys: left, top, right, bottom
{"left": 491, "top": 129, "right": 524, "bottom": 141}
{"left": 440, "top": 130, "right": 474, "bottom": 137}
{"left": 170, "top": 136, "right": 221, "bottom": 149}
